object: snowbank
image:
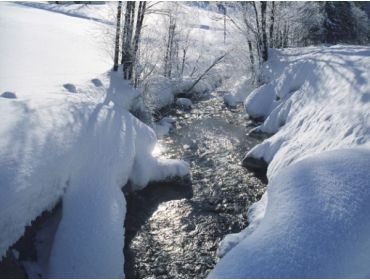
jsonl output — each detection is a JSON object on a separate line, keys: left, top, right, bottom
{"left": 247, "top": 45, "right": 370, "bottom": 178}
{"left": 210, "top": 149, "right": 370, "bottom": 278}
{"left": 0, "top": 3, "right": 190, "bottom": 277}
{"left": 0, "top": 73, "right": 189, "bottom": 277}
{"left": 212, "top": 45, "right": 370, "bottom": 278}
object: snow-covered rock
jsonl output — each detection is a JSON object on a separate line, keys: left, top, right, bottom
{"left": 1, "top": 91, "right": 17, "bottom": 99}
{"left": 223, "top": 93, "right": 237, "bottom": 107}
{"left": 222, "top": 76, "right": 254, "bottom": 107}
{"left": 91, "top": 78, "right": 103, "bottom": 87}
{"left": 63, "top": 83, "right": 77, "bottom": 93}
{"left": 176, "top": 97, "right": 193, "bottom": 109}
{"left": 152, "top": 117, "right": 177, "bottom": 138}
{"left": 244, "top": 83, "right": 278, "bottom": 120}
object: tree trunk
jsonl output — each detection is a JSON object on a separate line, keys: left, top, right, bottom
{"left": 248, "top": 39, "right": 255, "bottom": 71}
{"left": 113, "top": 1, "right": 122, "bottom": 71}
{"left": 252, "top": 2, "right": 262, "bottom": 61}
{"left": 122, "top": 2, "right": 135, "bottom": 80}
{"left": 269, "top": 1, "right": 275, "bottom": 48}
{"left": 164, "top": 15, "right": 176, "bottom": 78}
{"left": 261, "top": 1, "right": 268, "bottom": 62}
{"left": 132, "top": 1, "right": 146, "bottom": 85}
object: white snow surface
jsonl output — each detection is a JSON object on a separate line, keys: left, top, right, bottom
{"left": 248, "top": 45, "right": 370, "bottom": 177}
{"left": 0, "top": 2, "right": 189, "bottom": 278}
{"left": 0, "top": 2, "right": 112, "bottom": 98}
{"left": 211, "top": 148, "right": 370, "bottom": 278}
{"left": 223, "top": 76, "right": 254, "bottom": 107}
{"left": 212, "top": 45, "right": 370, "bottom": 278}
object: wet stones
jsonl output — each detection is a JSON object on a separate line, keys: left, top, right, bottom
{"left": 124, "top": 91, "right": 267, "bottom": 279}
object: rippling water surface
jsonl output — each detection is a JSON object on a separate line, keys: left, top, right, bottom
{"left": 124, "top": 91, "right": 266, "bottom": 279}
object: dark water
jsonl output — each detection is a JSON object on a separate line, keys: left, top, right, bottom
{"left": 124, "top": 91, "right": 266, "bottom": 279}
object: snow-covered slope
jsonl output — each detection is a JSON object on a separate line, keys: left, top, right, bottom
{"left": 0, "top": 2, "right": 111, "bottom": 98}
{"left": 0, "top": 2, "right": 189, "bottom": 278}
{"left": 211, "top": 45, "right": 370, "bottom": 278}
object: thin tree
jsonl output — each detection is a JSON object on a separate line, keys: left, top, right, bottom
{"left": 122, "top": 1, "right": 135, "bottom": 80}
{"left": 261, "top": 1, "right": 268, "bottom": 62}
{"left": 113, "top": 1, "right": 122, "bottom": 71}
{"left": 269, "top": 1, "right": 275, "bottom": 48}
{"left": 132, "top": 1, "right": 147, "bottom": 86}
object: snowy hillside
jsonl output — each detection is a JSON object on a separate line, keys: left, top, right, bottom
{"left": 0, "top": 2, "right": 112, "bottom": 97}
{"left": 0, "top": 2, "right": 188, "bottom": 277}
{"left": 211, "top": 45, "right": 370, "bottom": 278}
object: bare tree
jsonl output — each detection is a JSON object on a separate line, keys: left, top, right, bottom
{"left": 269, "top": 1, "right": 275, "bottom": 48}
{"left": 260, "top": 1, "right": 268, "bottom": 62}
{"left": 113, "top": 1, "right": 122, "bottom": 71}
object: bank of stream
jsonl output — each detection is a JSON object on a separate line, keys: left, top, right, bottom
{"left": 124, "top": 90, "right": 267, "bottom": 279}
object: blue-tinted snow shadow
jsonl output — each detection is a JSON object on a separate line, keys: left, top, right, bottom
{"left": 15, "top": 2, "right": 112, "bottom": 25}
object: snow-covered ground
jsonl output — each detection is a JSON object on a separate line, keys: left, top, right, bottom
{"left": 211, "top": 45, "right": 370, "bottom": 278}
{"left": 0, "top": 2, "right": 112, "bottom": 98}
{"left": 0, "top": 2, "right": 189, "bottom": 278}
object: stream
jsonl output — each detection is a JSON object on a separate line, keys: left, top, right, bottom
{"left": 124, "top": 90, "right": 267, "bottom": 279}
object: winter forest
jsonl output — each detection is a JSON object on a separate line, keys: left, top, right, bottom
{"left": 1, "top": 0, "right": 370, "bottom": 278}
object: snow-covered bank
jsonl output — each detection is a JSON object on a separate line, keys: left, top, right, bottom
{"left": 211, "top": 45, "right": 370, "bottom": 278}
{"left": 0, "top": 2, "right": 189, "bottom": 277}
{"left": 0, "top": 72, "right": 189, "bottom": 277}
{"left": 246, "top": 45, "right": 370, "bottom": 178}
{"left": 211, "top": 148, "right": 370, "bottom": 278}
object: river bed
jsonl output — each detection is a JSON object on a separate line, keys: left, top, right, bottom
{"left": 124, "top": 90, "right": 267, "bottom": 279}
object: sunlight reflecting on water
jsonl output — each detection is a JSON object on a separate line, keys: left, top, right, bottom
{"left": 125, "top": 92, "right": 267, "bottom": 279}
{"left": 152, "top": 143, "right": 166, "bottom": 157}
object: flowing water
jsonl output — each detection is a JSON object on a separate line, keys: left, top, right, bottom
{"left": 124, "top": 90, "right": 266, "bottom": 279}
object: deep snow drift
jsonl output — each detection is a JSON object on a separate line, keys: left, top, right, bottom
{"left": 211, "top": 149, "right": 370, "bottom": 278}
{"left": 211, "top": 45, "right": 370, "bottom": 278}
{"left": 0, "top": 70, "right": 189, "bottom": 278}
{"left": 0, "top": 2, "right": 189, "bottom": 278}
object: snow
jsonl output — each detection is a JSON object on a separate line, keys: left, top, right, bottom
{"left": 0, "top": 74, "right": 189, "bottom": 277}
{"left": 212, "top": 45, "right": 370, "bottom": 278}
{"left": 0, "top": 2, "right": 189, "bottom": 278}
{"left": 1, "top": 91, "right": 17, "bottom": 99}
{"left": 176, "top": 97, "right": 193, "bottom": 109}
{"left": 244, "top": 83, "right": 278, "bottom": 120}
{"left": 222, "top": 93, "right": 236, "bottom": 107}
{"left": 223, "top": 77, "right": 254, "bottom": 107}
{"left": 0, "top": 2, "right": 112, "bottom": 98}
{"left": 152, "top": 117, "right": 177, "bottom": 138}
{"left": 247, "top": 45, "right": 370, "bottom": 177}
{"left": 63, "top": 83, "right": 77, "bottom": 93}
{"left": 210, "top": 148, "right": 370, "bottom": 278}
